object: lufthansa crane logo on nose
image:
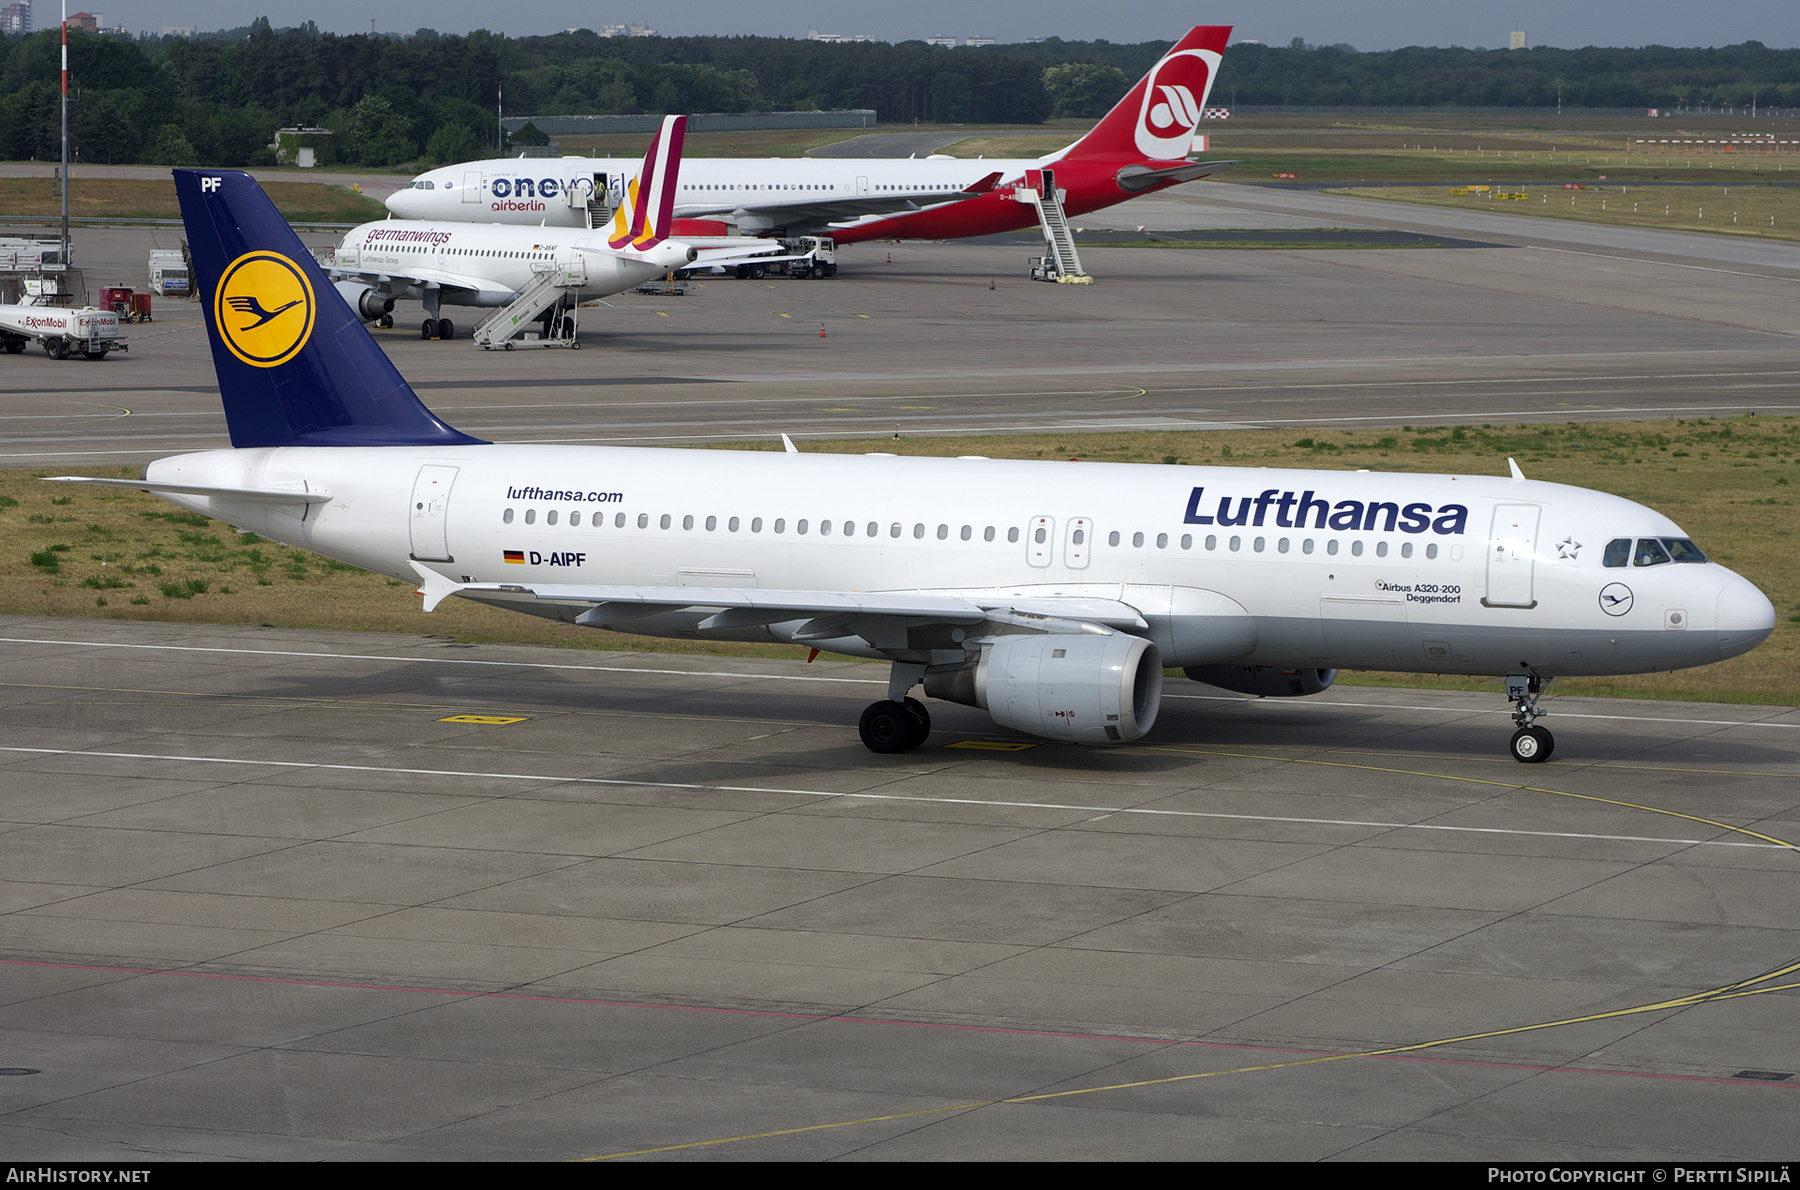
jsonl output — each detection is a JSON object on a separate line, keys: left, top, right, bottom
{"left": 214, "top": 251, "right": 315, "bottom": 368}
{"left": 1599, "top": 583, "right": 1634, "bottom": 616}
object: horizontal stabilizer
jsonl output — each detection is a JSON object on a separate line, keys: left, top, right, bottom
{"left": 1114, "top": 159, "right": 1236, "bottom": 193}
{"left": 41, "top": 476, "right": 332, "bottom": 504}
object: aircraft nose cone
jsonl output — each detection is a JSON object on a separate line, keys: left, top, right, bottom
{"left": 1717, "top": 576, "right": 1776, "bottom": 658}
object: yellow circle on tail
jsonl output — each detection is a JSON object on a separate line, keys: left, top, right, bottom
{"left": 214, "top": 251, "right": 315, "bottom": 368}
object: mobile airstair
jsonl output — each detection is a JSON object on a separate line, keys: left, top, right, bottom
{"left": 1020, "top": 169, "right": 1092, "bottom": 285}
{"left": 473, "top": 257, "right": 588, "bottom": 349}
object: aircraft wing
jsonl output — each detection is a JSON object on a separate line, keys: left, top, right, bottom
{"left": 325, "top": 261, "right": 512, "bottom": 303}
{"left": 673, "top": 171, "right": 1005, "bottom": 224}
{"left": 409, "top": 565, "right": 1148, "bottom": 644}
{"left": 1114, "top": 159, "right": 1236, "bottom": 193}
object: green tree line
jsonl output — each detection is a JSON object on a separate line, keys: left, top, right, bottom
{"left": 2, "top": 23, "right": 1795, "bottom": 171}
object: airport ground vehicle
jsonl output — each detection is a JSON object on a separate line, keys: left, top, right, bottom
{"left": 0, "top": 298, "right": 124, "bottom": 359}
{"left": 149, "top": 249, "right": 189, "bottom": 297}
{"left": 46, "top": 167, "right": 1777, "bottom": 760}
{"left": 99, "top": 286, "right": 153, "bottom": 322}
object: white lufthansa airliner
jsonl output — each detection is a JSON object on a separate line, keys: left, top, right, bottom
{"left": 49, "top": 169, "right": 1777, "bottom": 761}
{"left": 331, "top": 116, "right": 701, "bottom": 340}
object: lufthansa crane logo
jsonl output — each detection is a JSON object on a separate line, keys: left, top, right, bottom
{"left": 1599, "top": 582, "right": 1635, "bottom": 616}
{"left": 214, "top": 251, "right": 315, "bottom": 368}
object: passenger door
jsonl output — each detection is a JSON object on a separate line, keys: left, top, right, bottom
{"left": 409, "top": 465, "right": 459, "bottom": 562}
{"left": 1484, "top": 504, "right": 1541, "bottom": 609}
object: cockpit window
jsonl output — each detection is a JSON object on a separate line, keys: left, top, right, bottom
{"left": 1634, "top": 538, "right": 1672, "bottom": 567}
{"left": 1604, "top": 539, "right": 1631, "bottom": 568}
{"left": 1663, "top": 538, "right": 1708, "bottom": 564}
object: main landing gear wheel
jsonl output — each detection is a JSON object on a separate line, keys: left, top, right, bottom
{"left": 1510, "top": 726, "right": 1555, "bottom": 763}
{"left": 860, "top": 699, "right": 932, "bottom": 754}
{"left": 420, "top": 318, "right": 438, "bottom": 339}
{"left": 378, "top": 314, "right": 393, "bottom": 328}
{"left": 438, "top": 319, "right": 455, "bottom": 341}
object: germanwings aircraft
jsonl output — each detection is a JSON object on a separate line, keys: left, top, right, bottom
{"left": 49, "top": 170, "right": 1775, "bottom": 761}
{"left": 382, "top": 26, "right": 1236, "bottom": 244}
{"left": 330, "top": 116, "right": 700, "bottom": 340}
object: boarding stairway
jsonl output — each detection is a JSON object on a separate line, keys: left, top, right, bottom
{"left": 472, "top": 258, "right": 587, "bottom": 350}
{"left": 1021, "top": 169, "right": 1091, "bottom": 285}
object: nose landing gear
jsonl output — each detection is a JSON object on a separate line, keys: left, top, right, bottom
{"left": 1506, "top": 674, "right": 1554, "bottom": 763}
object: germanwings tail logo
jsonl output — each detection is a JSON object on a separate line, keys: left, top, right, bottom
{"left": 609, "top": 114, "right": 686, "bottom": 251}
{"left": 1062, "top": 25, "right": 1229, "bottom": 162}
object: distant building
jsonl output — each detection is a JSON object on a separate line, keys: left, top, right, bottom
{"left": 160, "top": 26, "right": 195, "bottom": 37}
{"left": 924, "top": 36, "right": 957, "bottom": 47}
{"left": 0, "top": 2, "right": 29, "bottom": 35}
{"left": 1022, "top": 37, "right": 1046, "bottom": 44}
{"left": 806, "top": 29, "right": 879, "bottom": 43}
{"left": 597, "top": 22, "right": 655, "bottom": 38}
{"left": 1510, "top": 30, "right": 1527, "bottom": 49}
{"left": 68, "top": 12, "right": 100, "bottom": 33}
{"left": 965, "top": 36, "right": 995, "bottom": 47}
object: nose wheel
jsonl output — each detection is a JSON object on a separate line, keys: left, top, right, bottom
{"left": 1510, "top": 725, "right": 1554, "bottom": 763}
{"left": 1506, "top": 674, "right": 1554, "bottom": 763}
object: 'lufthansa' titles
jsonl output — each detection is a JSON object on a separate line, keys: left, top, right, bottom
{"left": 1183, "top": 487, "right": 1468, "bottom": 535}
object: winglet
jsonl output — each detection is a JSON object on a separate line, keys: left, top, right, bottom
{"left": 1508, "top": 458, "right": 1525, "bottom": 483}
{"left": 781, "top": 433, "right": 799, "bottom": 454}
{"left": 409, "top": 561, "right": 464, "bottom": 613}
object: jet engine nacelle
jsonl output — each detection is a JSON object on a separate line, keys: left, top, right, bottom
{"left": 925, "top": 633, "right": 1163, "bottom": 744}
{"left": 1185, "top": 665, "right": 1337, "bottom": 698}
{"left": 333, "top": 281, "right": 394, "bottom": 322}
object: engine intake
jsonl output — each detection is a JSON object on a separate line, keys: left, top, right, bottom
{"left": 332, "top": 281, "right": 394, "bottom": 322}
{"left": 1185, "top": 665, "right": 1337, "bottom": 698}
{"left": 926, "top": 633, "right": 1163, "bottom": 744}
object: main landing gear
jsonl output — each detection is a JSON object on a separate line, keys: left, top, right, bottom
{"left": 1506, "top": 674, "right": 1554, "bottom": 763}
{"left": 420, "top": 318, "right": 456, "bottom": 340}
{"left": 859, "top": 662, "right": 931, "bottom": 753}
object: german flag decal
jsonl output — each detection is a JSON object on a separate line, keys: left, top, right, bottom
{"left": 503, "top": 550, "right": 526, "bottom": 564}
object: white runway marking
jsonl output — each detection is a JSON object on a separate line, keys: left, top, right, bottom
{"left": 0, "top": 746, "right": 1790, "bottom": 852}
{"left": 0, "top": 636, "right": 884, "bottom": 685}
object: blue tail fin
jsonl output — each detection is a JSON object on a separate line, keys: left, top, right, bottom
{"left": 175, "top": 169, "right": 485, "bottom": 449}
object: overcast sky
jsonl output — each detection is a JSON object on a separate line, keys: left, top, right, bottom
{"left": 32, "top": 1, "right": 1799, "bottom": 50}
